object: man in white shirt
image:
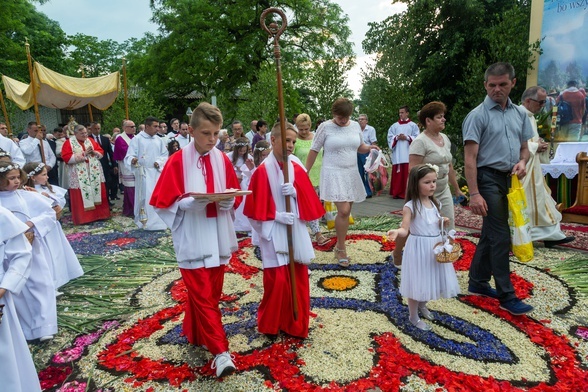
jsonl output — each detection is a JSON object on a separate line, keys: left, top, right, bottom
{"left": 245, "top": 119, "right": 258, "bottom": 147}
{"left": 19, "top": 121, "right": 56, "bottom": 169}
{"left": 357, "top": 114, "right": 378, "bottom": 198}
{"left": 174, "top": 122, "right": 191, "bottom": 148}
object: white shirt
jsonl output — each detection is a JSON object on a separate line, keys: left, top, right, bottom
{"left": 0, "top": 134, "right": 26, "bottom": 166}
{"left": 19, "top": 137, "right": 56, "bottom": 168}
{"left": 361, "top": 124, "right": 377, "bottom": 145}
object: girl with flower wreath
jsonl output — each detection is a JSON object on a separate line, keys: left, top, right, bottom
{"left": 228, "top": 136, "right": 254, "bottom": 232}
{"left": 0, "top": 204, "right": 42, "bottom": 392}
{"left": 23, "top": 161, "right": 84, "bottom": 291}
{"left": 0, "top": 161, "right": 58, "bottom": 342}
{"left": 387, "top": 164, "right": 460, "bottom": 331}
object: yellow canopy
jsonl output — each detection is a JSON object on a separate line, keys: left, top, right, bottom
{"left": 2, "top": 62, "right": 119, "bottom": 111}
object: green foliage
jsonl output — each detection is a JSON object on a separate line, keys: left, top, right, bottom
{"left": 0, "top": 0, "right": 69, "bottom": 82}
{"left": 131, "top": 0, "right": 354, "bottom": 118}
{"left": 102, "top": 89, "right": 165, "bottom": 133}
{"left": 64, "top": 34, "right": 128, "bottom": 77}
{"left": 361, "top": 0, "right": 539, "bottom": 157}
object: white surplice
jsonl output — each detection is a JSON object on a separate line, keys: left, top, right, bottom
{"left": 0, "top": 134, "right": 25, "bottom": 166}
{"left": 124, "top": 132, "right": 168, "bottom": 230}
{"left": 0, "top": 205, "right": 41, "bottom": 392}
{"left": 0, "top": 190, "right": 58, "bottom": 340}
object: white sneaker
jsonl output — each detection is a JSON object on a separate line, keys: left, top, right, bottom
{"left": 212, "top": 351, "right": 236, "bottom": 378}
{"left": 39, "top": 335, "right": 54, "bottom": 342}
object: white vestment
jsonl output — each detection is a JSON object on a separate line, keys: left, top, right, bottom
{"left": 0, "top": 190, "right": 57, "bottom": 340}
{"left": 124, "top": 132, "right": 169, "bottom": 230}
{"left": 19, "top": 137, "right": 57, "bottom": 168}
{"left": 521, "top": 106, "right": 566, "bottom": 242}
{"left": 0, "top": 134, "right": 25, "bottom": 166}
{"left": 0, "top": 205, "right": 41, "bottom": 392}
{"left": 386, "top": 121, "right": 420, "bottom": 165}
{"left": 175, "top": 133, "right": 191, "bottom": 148}
{"left": 248, "top": 154, "right": 316, "bottom": 268}
{"left": 154, "top": 143, "right": 238, "bottom": 268}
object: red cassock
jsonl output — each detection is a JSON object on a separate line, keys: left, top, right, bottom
{"left": 61, "top": 138, "right": 110, "bottom": 225}
{"left": 244, "top": 159, "right": 325, "bottom": 338}
{"left": 150, "top": 149, "right": 241, "bottom": 355}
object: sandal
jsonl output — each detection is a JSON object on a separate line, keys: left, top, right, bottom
{"left": 315, "top": 232, "right": 330, "bottom": 246}
{"left": 334, "top": 247, "right": 350, "bottom": 268}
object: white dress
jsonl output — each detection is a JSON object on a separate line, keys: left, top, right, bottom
{"left": 311, "top": 120, "right": 366, "bottom": 202}
{"left": 33, "top": 185, "right": 84, "bottom": 288}
{"left": 399, "top": 200, "right": 460, "bottom": 301}
{"left": 0, "top": 206, "right": 42, "bottom": 392}
{"left": 0, "top": 190, "right": 58, "bottom": 340}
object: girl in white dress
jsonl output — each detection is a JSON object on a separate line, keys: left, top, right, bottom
{"left": 0, "top": 205, "right": 42, "bottom": 392}
{"left": 23, "top": 162, "right": 84, "bottom": 290}
{"left": 0, "top": 161, "right": 58, "bottom": 341}
{"left": 228, "top": 137, "right": 254, "bottom": 232}
{"left": 387, "top": 164, "right": 460, "bottom": 331}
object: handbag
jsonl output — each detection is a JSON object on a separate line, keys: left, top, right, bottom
{"left": 434, "top": 219, "right": 461, "bottom": 263}
{"left": 323, "top": 201, "right": 354, "bottom": 230}
{"left": 508, "top": 176, "right": 534, "bottom": 262}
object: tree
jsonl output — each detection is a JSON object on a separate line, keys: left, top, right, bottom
{"left": 361, "top": 0, "right": 539, "bottom": 147}
{"left": 0, "top": 0, "right": 69, "bottom": 82}
{"left": 102, "top": 89, "right": 165, "bottom": 134}
{"left": 129, "top": 0, "right": 354, "bottom": 116}
{"left": 64, "top": 34, "right": 128, "bottom": 77}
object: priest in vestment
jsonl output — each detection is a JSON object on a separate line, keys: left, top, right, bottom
{"left": 124, "top": 117, "right": 168, "bottom": 230}
{"left": 114, "top": 120, "right": 136, "bottom": 217}
{"left": 61, "top": 125, "right": 110, "bottom": 225}
{"left": 243, "top": 123, "right": 325, "bottom": 339}
{"left": 150, "top": 102, "right": 241, "bottom": 378}
{"left": 386, "top": 106, "right": 420, "bottom": 198}
{"left": 0, "top": 205, "right": 42, "bottom": 392}
{"left": 520, "top": 86, "right": 574, "bottom": 248}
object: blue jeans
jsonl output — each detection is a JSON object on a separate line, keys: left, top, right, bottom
{"left": 357, "top": 152, "right": 371, "bottom": 196}
{"left": 468, "top": 167, "right": 517, "bottom": 303}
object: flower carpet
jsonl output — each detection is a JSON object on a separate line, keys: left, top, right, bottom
{"left": 30, "top": 213, "right": 588, "bottom": 391}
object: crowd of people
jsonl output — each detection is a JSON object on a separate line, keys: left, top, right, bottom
{"left": 0, "top": 62, "right": 583, "bottom": 388}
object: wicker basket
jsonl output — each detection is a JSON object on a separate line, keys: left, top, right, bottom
{"left": 434, "top": 220, "right": 461, "bottom": 263}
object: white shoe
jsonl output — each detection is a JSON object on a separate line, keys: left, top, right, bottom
{"left": 55, "top": 291, "right": 64, "bottom": 297}
{"left": 39, "top": 335, "right": 54, "bottom": 342}
{"left": 212, "top": 351, "right": 236, "bottom": 378}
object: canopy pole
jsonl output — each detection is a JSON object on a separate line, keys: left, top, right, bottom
{"left": 260, "top": 8, "right": 298, "bottom": 321}
{"left": 122, "top": 58, "right": 129, "bottom": 120}
{"left": 0, "top": 88, "right": 13, "bottom": 137}
{"left": 25, "top": 40, "right": 45, "bottom": 164}
{"left": 80, "top": 67, "right": 94, "bottom": 123}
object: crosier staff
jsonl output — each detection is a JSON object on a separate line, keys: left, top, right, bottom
{"left": 260, "top": 8, "right": 298, "bottom": 321}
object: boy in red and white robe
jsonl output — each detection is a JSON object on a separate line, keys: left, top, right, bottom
{"left": 244, "top": 123, "right": 324, "bottom": 339}
{"left": 150, "top": 103, "right": 241, "bottom": 378}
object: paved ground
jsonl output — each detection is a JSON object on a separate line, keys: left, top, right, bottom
{"left": 351, "top": 194, "right": 404, "bottom": 218}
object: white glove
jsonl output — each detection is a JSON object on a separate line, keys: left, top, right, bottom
{"left": 218, "top": 197, "right": 235, "bottom": 211}
{"left": 275, "top": 211, "right": 295, "bottom": 225}
{"left": 178, "top": 197, "right": 211, "bottom": 211}
{"left": 281, "top": 183, "right": 297, "bottom": 197}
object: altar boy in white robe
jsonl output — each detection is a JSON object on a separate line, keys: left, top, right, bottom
{"left": 124, "top": 116, "right": 168, "bottom": 231}
{"left": 150, "top": 102, "right": 242, "bottom": 378}
{"left": 243, "top": 123, "right": 325, "bottom": 339}
{"left": 0, "top": 205, "right": 42, "bottom": 392}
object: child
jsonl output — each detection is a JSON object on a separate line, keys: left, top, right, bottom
{"left": 243, "top": 122, "right": 325, "bottom": 339}
{"left": 227, "top": 137, "right": 253, "bottom": 182}
{"left": 0, "top": 205, "right": 42, "bottom": 392}
{"left": 387, "top": 164, "right": 459, "bottom": 331}
{"left": 150, "top": 102, "right": 242, "bottom": 378}
{"left": 167, "top": 139, "right": 181, "bottom": 156}
{"left": 241, "top": 141, "right": 271, "bottom": 247}
{"left": 0, "top": 161, "right": 58, "bottom": 341}
{"left": 0, "top": 148, "right": 11, "bottom": 162}
{"left": 23, "top": 162, "right": 84, "bottom": 291}
{"left": 228, "top": 137, "right": 254, "bottom": 232}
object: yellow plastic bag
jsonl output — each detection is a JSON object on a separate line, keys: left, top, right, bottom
{"left": 324, "top": 201, "right": 354, "bottom": 230}
{"left": 507, "top": 176, "right": 534, "bottom": 262}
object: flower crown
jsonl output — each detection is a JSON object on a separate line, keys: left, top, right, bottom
{"left": 234, "top": 142, "right": 249, "bottom": 147}
{"left": 0, "top": 151, "right": 10, "bottom": 157}
{"left": 27, "top": 162, "right": 46, "bottom": 178}
{"left": 419, "top": 163, "right": 439, "bottom": 173}
{"left": 0, "top": 163, "right": 20, "bottom": 173}
{"left": 254, "top": 146, "right": 270, "bottom": 152}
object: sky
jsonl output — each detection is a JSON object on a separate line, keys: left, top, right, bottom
{"left": 36, "top": 0, "right": 405, "bottom": 97}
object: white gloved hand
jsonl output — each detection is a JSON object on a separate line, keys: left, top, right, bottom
{"left": 218, "top": 197, "right": 235, "bottom": 211}
{"left": 275, "top": 211, "right": 295, "bottom": 225}
{"left": 281, "top": 183, "right": 297, "bottom": 197}
{"left": 178, "top": 197, "right": 211, "bottom": 211}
